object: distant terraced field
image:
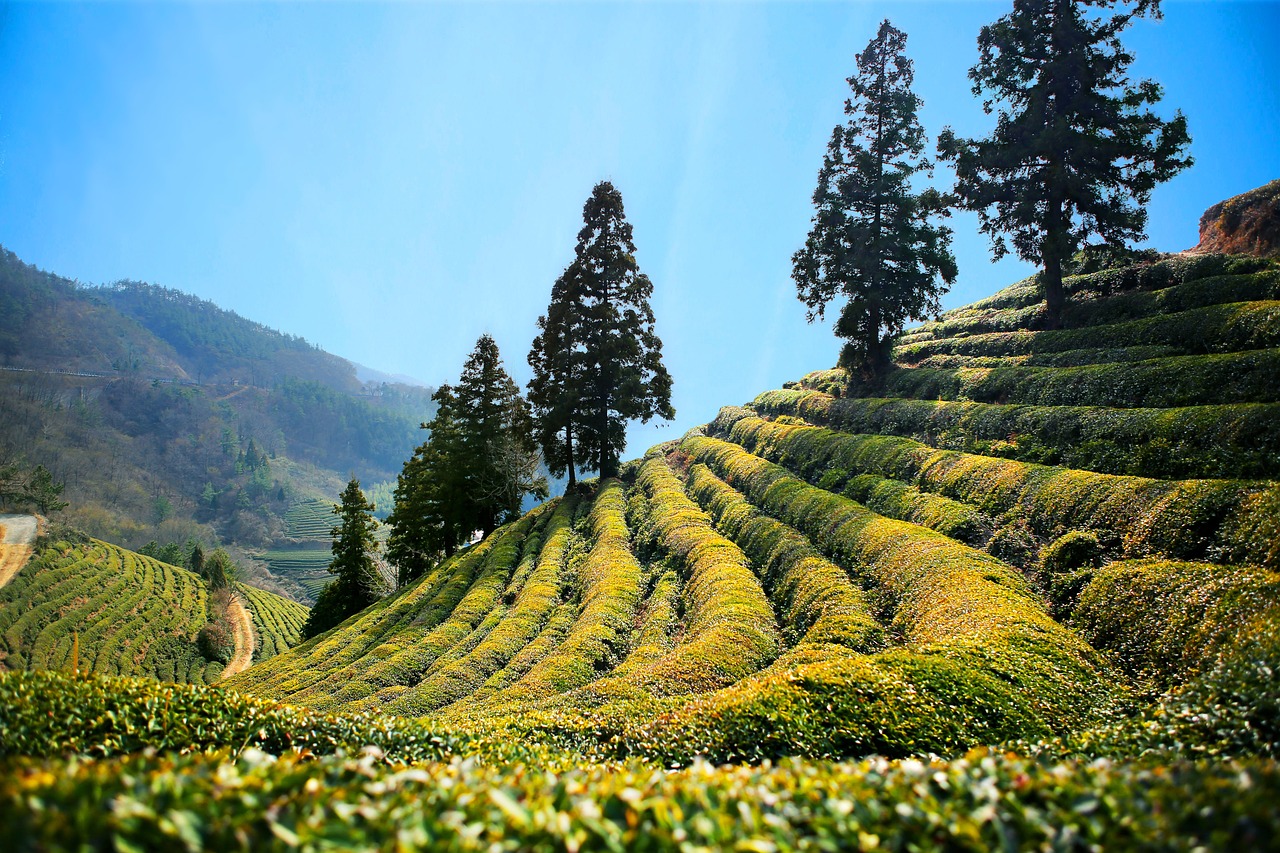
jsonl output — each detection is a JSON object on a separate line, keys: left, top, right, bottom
{"left": 0, "top": 538, "right": 308, "bottom": 683}
{"left": 229, "top": 253, "right": 1280, "bottom": 764}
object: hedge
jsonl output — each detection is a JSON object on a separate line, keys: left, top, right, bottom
{"left": 753, "top": 387, "right": 1280, "bottom": 480}
{"left": 680, "top": 433, "right": 1113, "bottom": 735}
{"left": 882, "top": 349, "right": 1280, "bottom": 409}
{"left": 726, "top": 413, "right": 1260, "bottom": 562}
{"left": 5, "top": 743, "right": 1278, "bottom": 852}
{"left": 684, "top": 462, "right": 884, "bottom": 651}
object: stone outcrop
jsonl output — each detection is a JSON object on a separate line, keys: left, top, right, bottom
{"left": 1190, "top": 179, "right": 1280, "bottom": 258}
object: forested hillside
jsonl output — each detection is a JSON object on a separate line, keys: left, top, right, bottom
{"left": 0, "top": 248, "right": 434, "bottom": 563}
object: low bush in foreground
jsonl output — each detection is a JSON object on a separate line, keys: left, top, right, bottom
{"left": 2, "top": 746, "right": 1277, "bottom": 852}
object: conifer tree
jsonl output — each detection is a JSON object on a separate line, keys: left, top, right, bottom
{"left": 528, "top": 264, "right": 587, "bottom": 487}
{"left": 454, "top": 335, "right": 545, "bottom": 536}
{"left": 529, "top": 182, "right": 673, "bottom": 481}
{"left": 793, "top": 20, "right": 957, "bottom": 383}
{"left": 304, "top": 478, "right": 383, "bottom": 638}
{"left": 386, "top": 384, "right": 467, "bottom": 585}
{"left": 938, "top": 0, "right": 1191, "bottom": 326}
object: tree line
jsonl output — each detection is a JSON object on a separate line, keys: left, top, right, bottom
{"left": 308, "top": 0, "right": 1193, "bottom": 634}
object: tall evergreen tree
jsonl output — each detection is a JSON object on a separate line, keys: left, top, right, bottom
{"left": 529, "top": 182, "right": 674, "bottom": 481}
{"left": 385, "top": 339, "right": 543, "bottom": 586}
{"left": 938, "top": 0, "right": 1191, "bottom": 325}
{"left": 386, "top": 385, "right": 466, "bottom": 586}
{"left": 528, "top": 264, "right": 587, "bottom": 487}
{"left": 303, "top": 478, "right": 384, "bottom": 638}
{"left": 454, "top": 334, "right": 544, "bottom": 537}
{"left": 793, "top": 20, "right": 957, "bottom": 383}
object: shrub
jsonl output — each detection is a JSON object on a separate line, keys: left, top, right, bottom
{"left": 196, "top": 620, "right": 234, "bottom": 664}
{"left": 726, "top": 413, "right": 1257, "bottom": 563}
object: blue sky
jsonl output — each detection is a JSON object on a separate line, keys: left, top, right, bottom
{"left": 2, "top": 1, "right": 1277, "bottom": 458}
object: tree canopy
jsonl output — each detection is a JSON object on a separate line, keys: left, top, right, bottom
{"left": 793, "top": 20, "right": 957, "bottom": 382}
{"left": 938, "top": 0, "right": 1191, "bottom": 324}
{"left": 386, "top": 337, "right": 544, "bottom": 587}
{"left": 529, "top": 181, "right": 674, "bottom": 481}
{"left": 303, "top": 478, "right": 384, "bottom": 638}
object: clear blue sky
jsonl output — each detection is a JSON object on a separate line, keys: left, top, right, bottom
{"left": 2, "top": 1, "right": 1277, "bottom": 458}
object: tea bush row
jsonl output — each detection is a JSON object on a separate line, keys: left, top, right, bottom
{"left": 619, "top": 456, "right": 780, "bottom": 696}
{"left": 6, "top": 744, "right": 1279, "bottom": 852}
{"left": 898, "top": 300, "right": 1280, "bottom": 366}
{"left": 754, "top": 387, "right": 1280, "bottom": 480}
{"left": 684, "top": 462, "right": 885, "bottom": 651}
{"left": 726, "top": 412, "right": 1259, "bottom": 562}
{"left": 884, "top": 349, "right": 1280, "bottom": 409}
{"left": 1069, "top": 558, "right": 1280, "bottom": 688}
{"left": 680, "top": 433, "right": 1112, "bottom": 735}
{"left": 908, "top": 258, "right": 1276, "bottom": 340}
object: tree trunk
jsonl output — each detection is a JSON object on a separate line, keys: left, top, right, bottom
{"left": 565, "top": 426, "right": 577, "bottom": 488}
{"left": 1043, "top": 256, "right": 1065, "bottom": 329}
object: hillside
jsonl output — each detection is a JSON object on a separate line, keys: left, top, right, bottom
{"left": 225, "top": 252, "right": 1280, "bottom": 764}
{"left": 0, "top": 247, "right": 434, "bottom": 576}
{"left": 0, "top": 535, "right": 308, "bottom": 684}
{"left": 3, "top": 251, "right": 1278, "bottom": 849}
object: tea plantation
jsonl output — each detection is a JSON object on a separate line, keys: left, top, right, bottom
{"left": 3, "top": 253, "right": 1279, "bottom": 849}
{"left": 0, "top": 538, "right": 308, "bottom": 683}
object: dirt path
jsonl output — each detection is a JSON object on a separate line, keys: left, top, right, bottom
{"left": 0, "top": 514, "right": 38, "bottom": 590}
{"left": 220, "top": 595, "right": 256, "bottom": 679}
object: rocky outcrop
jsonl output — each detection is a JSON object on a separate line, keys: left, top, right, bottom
{"left": 1190, "top": 179, "right": 1280, "bottom": 258}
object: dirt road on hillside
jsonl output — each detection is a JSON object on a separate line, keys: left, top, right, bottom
{"left": 219, "top": 596, "right": 256, "bottom": 679}
{"left": 0, "top": 514, "right": 38, "bottom": 589}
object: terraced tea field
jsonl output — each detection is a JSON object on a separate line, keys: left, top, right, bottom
{"left": 5, "top": 253, "right": 1278, "bottom": 848}
{"left": 227, "top": 254, "right": 1279, "bottom": 762}
{"left": 0, "top": 538, "right": 308, "bottom": 683}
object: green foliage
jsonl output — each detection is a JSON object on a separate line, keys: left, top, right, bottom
{"left": 528, "top": 181, "right": 674, "bottom": 481}
{"left": 1070, "top": 559, "right": 1280, "bottom": 689}
{"left": 0, "top": 539, "right": 300, "bottom": 684}
{"left": 793, "top": 20, "right": 956, "bottom": 380}
{"left": 755, "top": 386, "right": 1280, "bottom": 480}
{"left": 301, "top": 479, "right": 384, "bottom": 639}
{"left": 0, "top": 462, "right": 67, "bottom": 514}
{"left": 727, "top": 413, "right": 1257, "bottom": 563}
{"left": 938, "top": 0, "right": 1191, "bottom": 321}
{"left": 5, "top": 744, "right": 1280, "bottom": 852}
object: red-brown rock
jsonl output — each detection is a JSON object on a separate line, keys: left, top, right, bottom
{"left": 1190, "top": 179, "right": 1280, "bottom": 258}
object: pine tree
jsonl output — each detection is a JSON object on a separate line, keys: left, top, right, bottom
{"left": 454, "top": 335, "right": 544, "bottom": 536}
{"left": 793, "top": 20, "right": 957, "bottom": 383}
{"left": 528, "top": 264, "right": 587, "bottom": 488}
{"left": 529, "top": 182, "right": 674, "bottom": 481}
{"left": 938, "top": 0, "right": 1191, "bottom": 326}
{"left": 386, "top": 385, "right": 468, "bottom": 585}
{"left": 303, "top": 478, "right": 384, "bottom": 638}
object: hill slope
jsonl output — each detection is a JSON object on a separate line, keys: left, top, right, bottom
{"left": 0, "top": 246, "right": 434, "bottom": 571}
{"left": 0, "top": 535, "right": 308, "bottom": 684}
{"left": 228, "top": 251, "right": 1280, "bottom": 762}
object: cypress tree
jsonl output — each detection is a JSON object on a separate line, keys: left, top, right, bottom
{"left": 793, "top": 20, "right": 957, "bottom": 383}
{"left": 303, "top": 478, "right": 383, "bottom": 638}
{"left": 938, "top": 0, "right": 1191, "bottom": 326}
{"left": 529, "top": 182, "right": 673, "bottom": 481}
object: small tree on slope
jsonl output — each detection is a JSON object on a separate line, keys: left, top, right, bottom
{"left": 529, "top": 181, "right": 674, "bottom": 481}
{"left": 304, "top": 478, "right": 383, "bottom": 638}
{"left": 793, "top": 20, "right": 957, "bottom": 384}
{"left": 938, "top": 0, "right": 1191, "bottom": 327}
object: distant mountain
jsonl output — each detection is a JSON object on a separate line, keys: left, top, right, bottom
{"left": 0, "top": 247, "right": 435, "bottom": 595}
